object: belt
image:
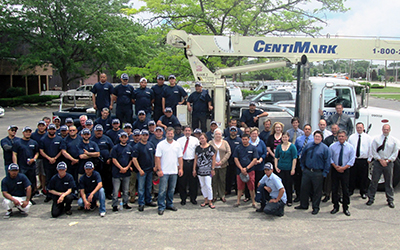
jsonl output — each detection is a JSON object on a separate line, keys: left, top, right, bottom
{"left": 183, "top": 159, "right": 194, "bottom": 162}
{"left": 305, "top": 166, "right": 323, "bottom": 172}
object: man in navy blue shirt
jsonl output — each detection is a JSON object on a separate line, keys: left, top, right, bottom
{"left": 134, "top": 78, "right": 154, "bottom": 117}
{"left": 1, "top": 163, "right": 32, "bottom": 218}
{"left": 133, "top": 110, "right": 150, "bottom": 130}
{"left": 91, "top": 73, "right": 114, "bottom": 118}
{"left": 1, "top": 125, "right": 19, "bottom": 173}
{"left": 186, "top": 82, "right": 213, "bottom": 131}
{"left": 91, "top": 124, "right": 114, "bottom": 199}
{"left": 148, "top": 120, "right": 156, "bottom": 140}
{"left": 78, "top": 129, "right": 100, "bottom": 174}
{"left": 132, "top": 129, "right": 157, "bottom": 211}
{"left": 77, "top": 161, "right": 106, "bottom": 217}
{"left": 106, "top": 119, "right": 122, "bottom": 143}
{"left": 295, "top": 131, "right": 330, "bottom": 215}
{"left": 31, "top": 121, "right": 47, "bottom": 193}
{"left": 94, "top": 107, "right": 113, "bottom": 133}
{"left": 151, "top": 75, "right": 166, "bottom": 122}
{"left": 39, "top": 124, "right": 65, "bottom": 202}
{"left": 224, "top": 126, "right": 242, "bottom": 195}
{"left": 157, "top": 107, "right": 181, "bottom": 131}
{"left": 12, "top": 126, "right": 39, "bottom": 204}
{"left": 233, "top": 134, "right": 259, "bottom": 207}
{"left": 259, "top": 119, "right": 271, "bottom": 144}
{"left": 240, "top": 102, "right": 269, "bottom": 128}
{"left": 149, "top": 127, "right": 165, "bottom": 148}
{"left": 112, "top": 73, "right": 134, "bottom": 124}
{"left": 61, "top": 126, "right": 81, "bottom": 186}
{"left": 58, "top": 125, "right": 69, "bottom": 139}
{"left": 162, "top": 75, "right": 187, "bottom": 115}
{"left": 206, "top": 121, "right": 218, "bottom": 140}
{"left": 111, "top": 132, "right": 133, "bottom": 211}
{"left": 223, "top": 119, "right": 243, "bottom": 138}
{"left": 48, "top": 162, "right": 76, "bottom": 217}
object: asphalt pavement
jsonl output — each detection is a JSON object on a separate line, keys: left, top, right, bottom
{"left": 0, "top": 106, "right": 400, "bottom": 249}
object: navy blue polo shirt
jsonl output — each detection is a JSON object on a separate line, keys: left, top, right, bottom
{"left": 12, "top": 139, "right": 39, "bottom": 170}
{"left": 132, "top": 117, "right": 150, "bottom": 130}
{"left": 64, "top": 135, "right": 82, "bottom": 159}
{"left": 91, "top": 135, "right": 114, "bottom": 161}
{"left": 105, "top": 129, "right": 122, "bottom": 144}
{"left": 149, "top": 136, "right": 165, "bottom": 148}
{"left": 94, "top": 116, "right": 112, "bottom": 132}
{"left": 134, "top": 87, "right": 154, "bottom": 114}
{"left": 187, "top": 90, "right": 211, "bottom": 114}
{"left": 132, "top": 141, "right": 155, "bottom": 173}
{"left": 1, "top": 173, "right": 31, "bottom": 197}
{"left": 77, "top": 141, "right": 100, "bottom": 174}
{"left": 91, "top": 81, "right": 114, "bottom": 109}
{"left": 111, "top": 143, "right": 133, "bottom": 178}
{"left": 115, "top": 134, "right": 135, "bottom": 145}
{"left": 225, "top": 136, "right": 242, "bottom": 162}
{"left": 259, "top": 130, "right": 271, "bottom": 144}
{"left": 1, "top": 136, "right": 20, "bottom": 166}
{"left": 223, "top": 128, "right": 243, "bottom": 138}
{"left": 151, "top": 84, "right": 166, "bottom": 110}
{"left": 48, "top": 172, "right": 76, "bottom": 194}
{"left": 233, "top": 144, "right": 259, "bottom": 174}
{"left": 159, "top": 115, "right": 181, "bottom": 128}
{"left": 78, "top": 170, "right": 102, "bottom": 194}
{"left": 113, "top": 84, "right": 134, "bottom": 108}
{"left": 162, "top": 85, "right": 187, "bottom": 110}
{"left": 40, "top": 135, "right": 65, "bottom": 161}
{"left": 31, "top": 131, "right": 46, "bottom": 144}
{"left": 240, "top": 109, "right": 263, "bottom": 128}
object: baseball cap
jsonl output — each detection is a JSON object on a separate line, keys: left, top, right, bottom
{"left": 140, "top": 77, "right": 147, "bottom": 82}
{"left": 7, "top": 125, "right": 18, "bottom": 130}
{"left": 85, "top": 119, "right": 93, "bottom": 125}
{"left": 84, "top": 161, "right": 94, "bottom": 169}
{"left": 230, "top": 126, "right": 238, "bottom": 132}
{"left": 60, "top": 125, "right": 69, "bottom": 131}
{"left": 249, "top": 101, "right": 256, "bottom": 106}
{"left": 37, "top": 121, "right": 46, "bottom": 126}
{"left": 121, "top": 73, "right": 129, "bottom": 80}
{"left": 194, "top": 128, "right": 202, "bottom": 134}
{"left": 155, "top": 127, "right": 163, "bottom": 132}
{"left": 140, "top": 129, "right": 149, "bottom": 135}
{"left": 119, "top": 132, "right": 128, "bottom": 137}
{"left": 94, "top": 124, "right": 103, "bottom": 131}
{"left": 123, "top": 123, "right": 132, "bottom": 129}
{"left": 102, "top": 107, "right": 110, "bottom": 112}
{"left": 56, "top": 162, "right": 67, "bottom": 170}
{"left": 8, "top": 163, "right": 19, "bottom": 171}
{"left": 210, "top": 121, "right": 218, "bottom": 126}
{"left": 264, "top": 162, "right": 273, "bottom": 170}
{"left": 82, "top": 128, "right": 91, "bottom": 135}
{"left": 148, "top": 120, "right": 156, "bottom": 126}
{"left": 138, "top": 110, "right": 146, "bottom": 116}
{"left": 22, "top": 126, "right": 32, "bottom": 132}
{"left": 53, "top": 116, "right": 61, "bottom": 122}
{"left": 157, "top": 75, "right": 165, "bottom": 80}
{"left": 65, "top": 118, "right": 74, "bottom": 123}
{"left": 112, "top": 119, "right": 120, "bottom": 124}
{"left": 48, "top": 124, "right": 56, "bottom": 130}
{"left": 168, "top": 74, "right": 176, "bottom": 79}
{"left": 165, "top": 107, "right": 173, "bottom": 113}
{"left": 239, "top": 173, "right": 250, "bottom": 183}
{"left": 133, "top": 129, "right": 140, "bottom": 136}
{"left": 195, "top": 82, "right": 202, "bottom": 87}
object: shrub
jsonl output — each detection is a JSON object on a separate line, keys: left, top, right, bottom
{"left": 0, "top": 94, "right": 59, "bottom": 107}
{"left": 6, "top": 87, "right": 26, "bottom": 98}
{"left": 241, "top": 89, "right": 264, "bottom": 99}
{"left": 371, "top": 84, "right": 384, "bottom": 89}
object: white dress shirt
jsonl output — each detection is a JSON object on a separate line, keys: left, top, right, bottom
{"left": 177, "top": 136, "right": 199, "bottom": 160}
{"left": 314, "top": 129, "right": 332, "bottom": 139}
{"left": 348, "top": 132, "right": 373, "bottom": 161}
{"left": 371, "top": 134, "right": 400, "bottom": 162}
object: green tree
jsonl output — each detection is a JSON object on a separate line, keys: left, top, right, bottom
{"left": 0, "top": 0, "right": 152, "bottom": 90}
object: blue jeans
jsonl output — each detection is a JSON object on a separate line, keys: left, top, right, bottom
{"left": 112, "top": 176, "right": 130, "bottom": 207}
{"left": 158, "top": 174, "right": 178, "bottom": 211}
{"left": 137, "top": 171, "right": 153, "bottom": 206}
{"left": 78, "top": 188, "right": 106, "bottom": 213}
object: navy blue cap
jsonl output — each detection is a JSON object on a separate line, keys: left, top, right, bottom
{"left": 249, "top": 101, "right": 256, "bottom": 106}
{"left": 65, "top": 118, "right": 74, "bottom": 123}
{"left": 7, "top": 125, "right": 18, "bottom": 130}
{"left": 53, "top": 116, "right": 61, "bottom": 121}
{"left": 195, "top": 82, "right": 202, "bottom": 86}
{"left": 155, "top": 127, "right": 163, "bottom": 132}
{"left": 157, "top": 75, "right": 165, "bottom": 80}
{"left": 48, "top": 124, "right": 56, "bottom": 130}
{"left": 168, "top": 74, "right": 176, "bottom": 79}
{"left": 8, "top": 163, "right": 19, "bottom": 171}
{"left": 121, "top": 73, "right": 129, "bottom": 80}
{"left": 112, "top": 119, "right": 120, "bottom": 124}
{"left": 56, "top": 162, "right": 67, "bottom": 170}
{"left": 194, "top": 128, "right": 202, "bottom": 134}
{"left": 85, "top": 119, "right": 93, "bottom": 125}
{"left": 119, "top": 132, "right": 128, "bottom": 137}
{"left": 230, "top": 126, "right": 238, "bottom": 132}
{"left": 210, "top": 121, "right": 218, "bottom": 126}
{"left": 138, "top": 110, "right": 146, "bottom": 115}
{"left": 165, "top": 107, "right": 173, "bottom": 113}
{"left": 94, "top": 124, "right": 103, "bottom": 131}
{"left": 82, "top": 128, "right": 91, "bottom": 135}
{"left": 133, "top": 129, "right": 141, "bottom": 136}
{"left": 140, "top": 129, "right": 149, "bottom": 135}
{"left": 84, "top": 161, "right": 94, "bottom": 169}
{"left": 148, "top": 120, "right": 156, "bottom": 126}
{"left": 22, "top": 126, "right": 32, "bottom": 132}
{"left": 37, "top": 121, "right": 46, "bottom": 126}
{"left": 264, "top": 162, "right": 273, "bottom": 170}
{"left": 60, "top": 125, "right": 68, "bottom": 131}
{"left": 123, "top": 123, "right": 132, "bottom": 129}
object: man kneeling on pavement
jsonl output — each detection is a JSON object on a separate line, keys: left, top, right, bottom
{"left": 255, "top": 163, "right": 286, "bottom": 217}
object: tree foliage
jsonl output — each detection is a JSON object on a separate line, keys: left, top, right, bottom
{"left": 0, "top": 0, "right": 152, "bottom": 90}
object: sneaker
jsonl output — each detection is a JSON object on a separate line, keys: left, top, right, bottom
{"left": 100, "top": 212, "right": 106, "bottom": 217}
{"left": 112, "top": 206, "right": 118, "bottom": 212}
{"left": 3, "top": 211, "right": 12, "bottom": 219}
{"left": 44, "top": 197, "right": 52, "bottom": 203}
{"left": 123, "top": 204, "right": 132, "bottom": 210}
{"left": 65, "top": 210, "right": 72, "bottom": 215}
{"left": 90, "top": 205, "right": 98, "bottom": 211}
{"left": 138, "top": 205, "right": 144, "bottom": 212}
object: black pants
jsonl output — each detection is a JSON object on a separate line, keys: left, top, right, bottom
{"left": 51, "top": 194, "right": 74, "bottom": 218}
{"left": 332, "top": 167, "right": 350, "bottom": 210}
{"left": 192, "top": 113, "right": 207, "bottom": 132}
{"left": 178, "top": 160, "right": 198, "bottom": 202}
{"left": 349, "top": 158, "right": 369, "bottom": 195}
{"left": 257, "top": 184, "right": 285, "bottom": 216}
{"left": 99, "top": 162, "right": 113, "bottom": 197}
{"left": 20, "top": 168, "right": 36, "bottom": 195}
{"left": 278, "top": 170, "right": 293, "bottom": 203}
{"left": 44, "top": 163, "right": 58, "bottom": 199}
{"left": 116, "top": 107, "right": 133, "bottom": 124}
{"left": 226, "top": 160, "right": 237, "bottom": 195}
{"left": 293, "top": 158, "right": 302, "bottom": 199}
{"left": 153, "top": 108, "right": 163, "bottom": 122}
{"left": 66, "top": 161, "right": 79, "bottom": 187}
{"left": 299, "top": 168, "right": 324, "bottom": 210}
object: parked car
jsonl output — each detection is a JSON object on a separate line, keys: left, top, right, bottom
{"left": 65, "top": 85, "right": 93, "bottom": 100}
{"left": 0, "top": 106, "right": 4, "bottom": 117}
{"left": 227, "top": 84, "right": 243, "bottom": 103}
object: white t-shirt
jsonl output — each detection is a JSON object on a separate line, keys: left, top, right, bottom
{"left": 155, "top": 139, "right": 183, "bottom": 175}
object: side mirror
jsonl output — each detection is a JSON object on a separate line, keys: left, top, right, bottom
{"left": 355, "top": 111, "right": 360, "bottom": 119}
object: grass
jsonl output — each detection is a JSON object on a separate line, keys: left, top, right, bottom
{"left": 369, "top": 86, "right": 400, "bottom": 93}
{"left": 371, "top": 94, "right": 400, "bottom": 101}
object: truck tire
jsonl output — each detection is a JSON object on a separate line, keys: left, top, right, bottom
{"left": 377, "top": 154, "right": 400, "bottom": 191}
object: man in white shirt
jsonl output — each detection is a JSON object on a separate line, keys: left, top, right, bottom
{"left": 314, "top": 119, "right": 332, "bottom": 139}
{"left": 155, "top": 127, "right": 183, "bottom": 215}
{"left": 177, "top": 126, "right": 199, "bottom": 205}
{"left": 366, "top": 124, "right": 400, "bottom": 208}
{"left": 348, "top": 122, "right": 372, "bottom": 199}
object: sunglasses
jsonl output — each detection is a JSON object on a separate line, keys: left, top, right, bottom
{"left": 11, "top": 129, "right": 17, "bottom": 132}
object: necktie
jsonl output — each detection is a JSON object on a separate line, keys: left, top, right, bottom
{"left": 183, "top": 137, "right": 189, "bottom": 155}
{"left": 336, "top": 115, "right": 341, "bottom": 125}
{"left": 338, "top": 144, "right": 344, "bottom": 166}
{"left": 356, "top": 134, "right": 361, "bottom": 158}
{"left": 377, "top": 136, "right": 387, "bottom": 152}
{"left": 293, "top": 130, "right": 297, "bottom": 142}
{"left": 299, "top": 137, "right": 309, "bottom": 158}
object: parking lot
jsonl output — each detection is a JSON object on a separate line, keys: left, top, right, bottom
{"left": 1, "top": 106, "right": 400, "bottom": 249}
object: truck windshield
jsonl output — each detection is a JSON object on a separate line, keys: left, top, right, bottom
{"left": 324, "top": 88, "right": 352, "bottom": 108}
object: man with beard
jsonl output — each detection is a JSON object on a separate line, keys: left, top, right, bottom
{"left": 134, "top": 78, "right": 154, "bottom": 117}
{"left": 61, "top": 126, "right": 81, "bottom": 187}
{"left": 112, "top": 73, "right": 134, "bottom": 124}
{"left": 31, "top": 121, "right": 47, "bottom": 194}
{"left": 91, "top": 73, "right": 114, "bottom": 118}
{"left": 94, "top": 107, "right": 113, "bottom": 133}
{"left": 162, "top": 75, "right": 187, "bottom": 115}
{"left": 152, "top": 75, "right": 167, "bottom": 122}
{"left": 78, "top": 129, "right": 100, "bottom": 174}
{"left": 106, "top": 119, "right": 122, "bottom": 143}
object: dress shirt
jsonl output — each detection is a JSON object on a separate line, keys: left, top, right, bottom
{"left": 329, "top": 141, "right": 356, "bottom": 167}
{"left": 371, "top": 134, "right": 400, "bottom": 162}
{"left": 287, "top": 128, "right": 304, "bottom": 142}
{"left": 348, "top": 132, "right": 372, "bottom": 161}
{"left": 295, "top": 135, "right": 314, "bottom": 157}
{"left": 259, "top": 173, "right": 287, "bottom": 204}
{"left": 177, "top": 136, "right": 199, "bottom": 160}
{"left": 326, "top": 113, "right": 354, "bottom": 135}
{"left": 300, "top": 142, "right": 331, "bottom": 177}
{"left": 314, "top": 129, "right": 332, "bottom": 139}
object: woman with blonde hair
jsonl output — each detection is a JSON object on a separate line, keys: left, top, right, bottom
{"left": 266, "top": 122, "right": 284, "bottom": 164}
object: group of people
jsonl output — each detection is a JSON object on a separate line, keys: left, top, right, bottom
{"left": 1, "top": 74, "right": 400, "bottom": 219}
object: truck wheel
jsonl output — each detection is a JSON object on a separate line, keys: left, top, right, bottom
{"left": 377, "top": 155, "right": 400, "bottom": 191}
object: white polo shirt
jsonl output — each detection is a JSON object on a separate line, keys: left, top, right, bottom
{"left": 155, "top": 139, "right": 183, "bottom": 174}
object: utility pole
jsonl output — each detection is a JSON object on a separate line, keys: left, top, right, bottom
{"left": 385, "top": 60, "right": 387, "bottom": 87}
